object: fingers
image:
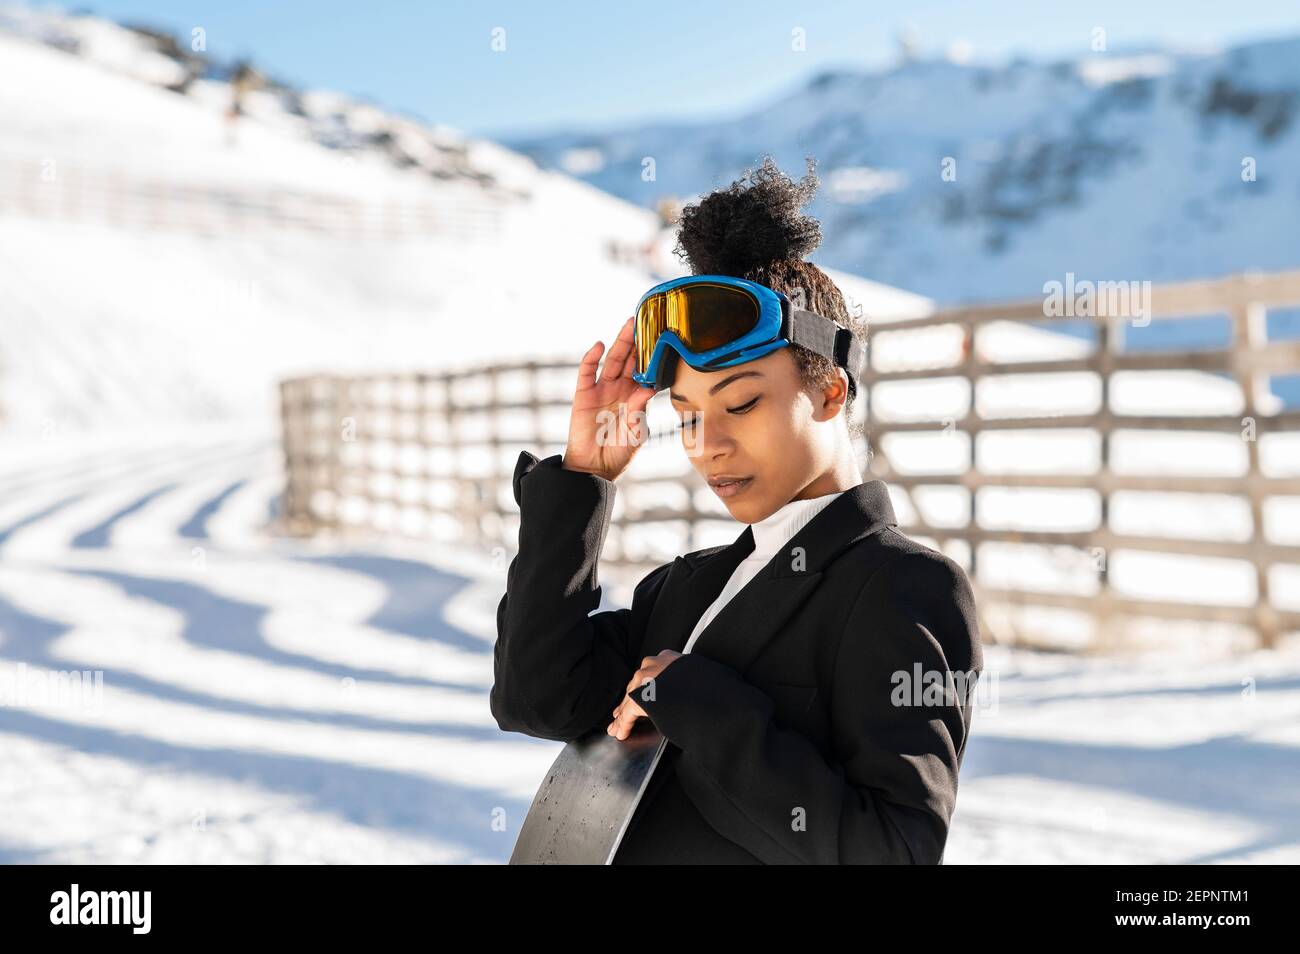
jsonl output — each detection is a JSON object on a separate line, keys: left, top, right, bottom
{"left": 621, "top": 345, "right": 657, "bottom": 405}
{"left": 619, "top": 329, "right": 640, "bottom": 380}
{"left": 625, "top": 666, "right": 650, "bottom": 696}
{"left": 597, "top": 317, "right": 636, "bottom": 385}
{"left": 607, "top": 696, "right": 644, "bottom": 740}
{"left": 576, "top": 339, "right": 604, "bottom": 392}
{"left": 609, "top": 670, "right": 651, "bottom": 740}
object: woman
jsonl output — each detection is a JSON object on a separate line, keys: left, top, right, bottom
{"left": 492, "top": 155, "right": 982, "bottom": 864}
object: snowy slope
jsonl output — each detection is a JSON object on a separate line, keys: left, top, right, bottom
{"left": 0, "top": 17, "right": 667, "bottom": 434}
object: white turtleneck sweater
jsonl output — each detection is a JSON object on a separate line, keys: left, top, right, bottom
{"left": 681, "top": 487, "right": 846, "bottom": 653}
{"left": 609, "top": 486, "right": 846, "bottom": 861}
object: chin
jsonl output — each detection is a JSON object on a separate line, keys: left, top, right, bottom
{"left": 724, "top": 495, "right": 762, "bottom": 524}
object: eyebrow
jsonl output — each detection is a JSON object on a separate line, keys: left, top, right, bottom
{"left": 669, "top": 370, "right": 763, "bottom": 403}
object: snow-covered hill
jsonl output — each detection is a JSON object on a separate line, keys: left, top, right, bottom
{"left": 0, "top": 8, "right": 663, "bottom": 435}
{"left": 505, "top": 37, "right": 1300, "bottom": 309}
{"left": 0, "top": 4, "right": 534, "bottom": 197}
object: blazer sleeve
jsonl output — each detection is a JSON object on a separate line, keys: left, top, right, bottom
{"left": 631, "top": 548, "right": 981, "bottom": 864}
{"left": 490, "top": 450, "right": 673, "bottom": 743}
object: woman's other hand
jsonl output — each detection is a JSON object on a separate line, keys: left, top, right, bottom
{"left": 608, "top": 650, "right": 682, "bottom": 740}
{"left": 563, "top": 317, "right": 657, "bottom": 483}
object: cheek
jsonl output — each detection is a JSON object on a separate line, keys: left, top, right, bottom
{"left": 754, "top": 404, "right": 819, "bottom": 480}
{"left": 750, "top": 401, "right": 798, "bottom": 442}
{"left": 732, "top": 410, "right": 786, "bottom": 475}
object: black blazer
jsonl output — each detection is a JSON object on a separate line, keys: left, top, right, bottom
{"left": 491, "top": 450, "right": 983, "bottom": 864}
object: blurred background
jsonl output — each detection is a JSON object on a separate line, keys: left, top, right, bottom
{"left": 1, "top": 1, "right": 1298, "bottom": 863}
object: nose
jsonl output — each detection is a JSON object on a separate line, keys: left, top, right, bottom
{"left": 685, "top": 411, "right": 737, "bottom": 462}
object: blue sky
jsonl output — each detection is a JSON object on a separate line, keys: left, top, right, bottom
{"left": 64, "top": 0, "right": 1300, "bottom": 138}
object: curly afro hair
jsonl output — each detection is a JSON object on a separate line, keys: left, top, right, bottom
{"left": 671, "top": 153, "right": 868, "bottom": 443}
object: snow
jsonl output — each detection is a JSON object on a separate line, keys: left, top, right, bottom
{"left": 0, "top": 425, "right": 552, "bottom": 863}
{"left": 2, "top": 7, "right": 1298, "bottom": 864}
{"left": 1075, "top": 53, "right": 1177, "bottom": 88}
{"left": 948, "top": 645, "right": 1300, "bottom": 863}
{"left": 1, "top": 425, "right": 1298, "bottom": 863}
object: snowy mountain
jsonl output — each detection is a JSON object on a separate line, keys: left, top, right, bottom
{"left": 0, "top": 4, "right": 534, "bottom": 197}
{"left": 504, "top": 37, "right": 1300, "bottom": 305}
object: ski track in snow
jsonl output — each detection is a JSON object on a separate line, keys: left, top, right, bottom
{"left": 0, "top": 426, "right": 556, "bottom": 864}
{"left": 0, "top": 427, "right": 1297, "bottom": 863}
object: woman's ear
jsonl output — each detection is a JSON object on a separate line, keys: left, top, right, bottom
{"left": 817, "top": 370, "right": 851, "bottom": 420}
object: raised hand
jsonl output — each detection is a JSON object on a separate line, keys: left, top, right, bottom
{"left": 562, "top": 316, "right": 657, "bottom": 482}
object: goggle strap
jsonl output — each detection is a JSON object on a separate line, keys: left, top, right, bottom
{"left": 788, "top": 308, "right": 866, "bottom": 398}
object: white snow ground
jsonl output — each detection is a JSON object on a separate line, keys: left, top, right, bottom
{"left": 1, "top": 424, "right": 1298, "bottom": 864}
{"left": 0, "top": 423, "right": 554, "bottom": 863}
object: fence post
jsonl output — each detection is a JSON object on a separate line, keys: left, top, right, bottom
{"left": 1233, "top": 300, "right": 1277, "bottom": 649}
{"left": 1095, "top": 315, "right": 1117, "bottom": 652}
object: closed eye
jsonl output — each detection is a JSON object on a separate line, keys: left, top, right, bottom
{"left": 676, "top": 397, "right": 759, "bottom": 431}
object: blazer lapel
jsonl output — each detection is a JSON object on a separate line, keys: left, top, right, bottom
{"left": 644, "top": 525, "right": 753, "bottom": 656}
{"left": 646, "top": 479, "right": 899, "bottom": 679}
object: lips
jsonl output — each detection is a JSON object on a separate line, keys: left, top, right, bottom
{"left": 709, "top": 476, "right": 753, "bottom": 499}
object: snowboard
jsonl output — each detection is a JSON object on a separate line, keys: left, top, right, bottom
{"left": 508, "top": 720, "right": 666, "bottom": 865}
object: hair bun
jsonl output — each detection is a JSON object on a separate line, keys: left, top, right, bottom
{"left": 673, "top": 154, "right": 823, "bottom": 276}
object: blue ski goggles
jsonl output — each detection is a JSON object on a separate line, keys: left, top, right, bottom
{"left": 631, "top": 274, "right": 865, "bottom": 399}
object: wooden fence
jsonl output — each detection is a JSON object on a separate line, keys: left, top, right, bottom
{"left": 277, "top": 268, "right": 1300, "bottom": 651}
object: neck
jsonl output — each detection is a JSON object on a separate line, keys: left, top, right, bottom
{"left": 793, "top": 454, "right": 864, "bottom": 501}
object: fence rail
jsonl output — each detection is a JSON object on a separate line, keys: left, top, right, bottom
{"left": 277, "top": 267, "right": 1300, "bottom": 651}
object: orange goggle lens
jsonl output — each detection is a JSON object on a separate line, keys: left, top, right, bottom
{"left": 634, "top": 283, "right": 762, "bottom": 378}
